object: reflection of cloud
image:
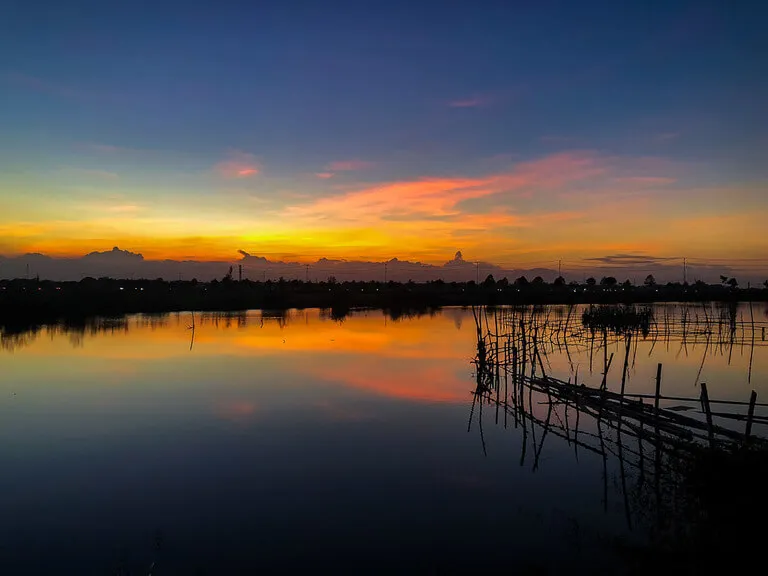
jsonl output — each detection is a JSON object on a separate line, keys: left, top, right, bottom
{"left": 313, "top": 400, "right": 379, "bottom": 422}
{"left": 313, "top": 360, "right": 470, "bottom": 403}
{"left": 216, "top": 401, "right": 258, "bottom": 422}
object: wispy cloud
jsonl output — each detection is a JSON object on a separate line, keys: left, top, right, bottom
{"left": 657, "top": 132, "right": 680, "bottom": 141}
{"left": 87, "top": 143, "right": 125, "bottom": 153}
{"left": 539, "top": 135, "right": 575, "bottom": 143}
{"left": 315, "top": 172, "right": 335, "bottom": 179}
{"left": 585, "top": 253, "right": 681, "bottom": 265}
{"left": 287, "top": 152, "right": 607, "bottom": 228}
{"left": 448, "top": 96, "right": 490, "bottom": 108}
{"left": 105, "top": 204, "right": 143, "bottom": 214}
{"left": 613, "top": 176, "right": 677, "bottom": 185}
{"left": 3, "top": 72, "right": 88, "bottom": 99}
{"left": 59, "top": 167, "right": 120, "bottom": 180}
{"left": 214, "top": 151, "right": 260, "bottom": 179}
{"left": 324, "top": 160, "right": 373, "bottom": 172}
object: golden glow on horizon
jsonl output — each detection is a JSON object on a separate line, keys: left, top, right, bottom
{"left": 1, "top": 151, "right": 766, "bottom": 264}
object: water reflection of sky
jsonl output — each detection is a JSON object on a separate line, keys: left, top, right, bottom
{"left": 0, "top": 306, "right": 766, "bottom": 573}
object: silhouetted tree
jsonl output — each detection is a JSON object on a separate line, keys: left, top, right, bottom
{"left": 622, "top": 279, "right": 632, "bottom": 287}
{"left": 223, "top": 266, "right": 234, "bottom": 282}
{"left": 727, "top": 277, "right": 738, "bottom": 289}
{"left": 553, "top": 276, "right": 566, "bottom": 286}
{"left": 328, "top": 275, "right": 337, "bottom": 284}
{"left": 644, "top": 274, "right": 656, "bottom": 287}
{"left": 763, "top": 279, "right": 768, "bottom": 289}
{"left": 532, "top": 276, "right": 545, "bottom": 285}
{"left": 514, "top": 276, "right": 529, "bottom": 286}
{"left": 720, "top": 275, "right": 729, "bottom": 285}
{"left": 586, "top": 277, "right": 597, "bottom": 286}
{"left": 483, "top": 274, "right": 496, "bottom": 287}
{"left": 600, "top": 276, "right": 618, "bottom": 287}
{"left": 497, "top": 277, "right": 509, "bottom": 288}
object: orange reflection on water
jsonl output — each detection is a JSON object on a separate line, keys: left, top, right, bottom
{"left": 3, "top": 309, "right": 476, "bottom": 404}
{"left": 5, "top": 306, "right": 766, "bottom": 407}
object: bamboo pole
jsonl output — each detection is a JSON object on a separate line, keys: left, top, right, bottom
{"left": 746, "top": 390, "right": 757, "bottom": 440}
{"left": 700, "top": 382, "right": 714, "bottom": 448}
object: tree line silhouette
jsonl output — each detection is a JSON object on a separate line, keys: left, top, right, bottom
{"left": 1, "top": 273, "right": 766, "bottom": 334}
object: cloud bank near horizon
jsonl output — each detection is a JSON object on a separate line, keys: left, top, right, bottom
{"left": 0, "top": 247, "right": 756, "bottom": 285}
{"left": 2, "top": 148, "right": 767, "bottom": 269}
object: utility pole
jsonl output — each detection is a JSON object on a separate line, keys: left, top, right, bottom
{"left": 683, "top": 257, "right": 687, "bottom": 284}
{"left": 238, "top": 264, "right": 243, "bottom": 282}
{"left": 384, "top": 262, "right": 388, "bottom": 284}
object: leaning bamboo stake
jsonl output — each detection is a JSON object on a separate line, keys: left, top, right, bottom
{"left": 700, "top": 382, "right": 714, "bottom": 448}
{"left": 746, "top": 390, "right": 757, "bottom": 441}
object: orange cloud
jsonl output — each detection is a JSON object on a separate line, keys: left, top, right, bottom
{"left": 289, "top": 152, "right": 606, "bottom": 225}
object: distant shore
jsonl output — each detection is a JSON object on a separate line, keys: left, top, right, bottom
{"left": 1, "top": 276, "right": 766, "bottom": 334}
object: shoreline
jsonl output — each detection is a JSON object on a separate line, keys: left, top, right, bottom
{"left": 2, "top": 277, "right": 766, "bottom": 335}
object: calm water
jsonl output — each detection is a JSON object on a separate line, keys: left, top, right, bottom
{"left": 1, "top": 305, "right": 767, "bottom": 574}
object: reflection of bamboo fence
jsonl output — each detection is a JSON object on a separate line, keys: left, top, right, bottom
{"left": 483, "top": 302, "right": 768, "bottom": 387}
{"left": 469, "top": 305, "right": 768, "bottom": 530}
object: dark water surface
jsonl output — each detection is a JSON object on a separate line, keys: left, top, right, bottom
{"left": 1, "top": 305, "right": 766, "bottom": 574}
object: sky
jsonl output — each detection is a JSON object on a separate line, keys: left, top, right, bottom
{"left": 1, "top": 0, "right": 767, "bottom": 278}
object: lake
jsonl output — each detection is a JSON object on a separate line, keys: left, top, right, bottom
{"left": 1, "top": 304, "right": 767, "bottom": 574}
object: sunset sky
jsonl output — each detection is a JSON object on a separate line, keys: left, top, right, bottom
{"left": 1, "top": 0, "right": 767, "bottom": 272}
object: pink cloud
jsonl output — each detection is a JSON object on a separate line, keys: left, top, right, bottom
{"left": 284, "top": 151, "right": 676, "bottom": 230}
{"left": 315, "top": 172, "right": 335, "bottom": 179}
{"left": 325, "top": 159, "right": 374, "bottom": 171}
{"left": 215, "top": 151, "right": 260, "bottom": 179}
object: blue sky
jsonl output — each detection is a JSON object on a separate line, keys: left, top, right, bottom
{"left": 1, "top": 0, "right": 767, "bottom": 269}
